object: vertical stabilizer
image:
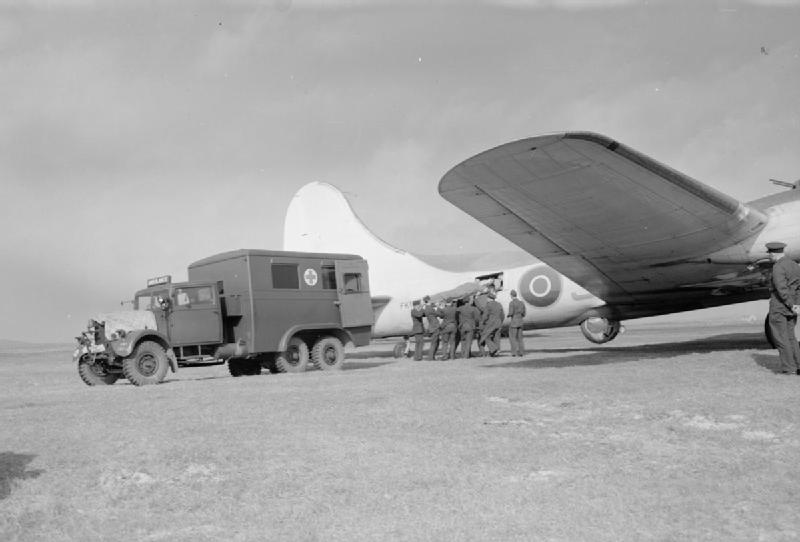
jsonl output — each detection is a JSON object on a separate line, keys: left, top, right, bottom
{"left": 284, "top": 182, "right": 453, "bottom": 295}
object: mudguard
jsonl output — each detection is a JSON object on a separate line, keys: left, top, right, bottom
{"left": 278, "top": 324, "right": 353, "bottom": 351}
{"left": 109, "top": 330, "right": 177, "bottom": 373}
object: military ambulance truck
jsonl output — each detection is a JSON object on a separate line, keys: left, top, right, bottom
{"left": 73, "top": 250, "right": 373, "bottom": 386}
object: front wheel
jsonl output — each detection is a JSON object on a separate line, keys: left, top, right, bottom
{"left": 274, "top": 337, "right": 309, "bottom": 373}
{"left": 312, "top": 336, "right": 345, "bottom": 370}
{"left": 78, "top": 355, "right": 119, "bottom": 386}
{"left": 123, "top": 341, "right": 169, "bottom": 386}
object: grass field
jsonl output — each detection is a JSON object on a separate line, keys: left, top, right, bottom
{"left": 1, "top": 322, "right": 799, "bottom": 541}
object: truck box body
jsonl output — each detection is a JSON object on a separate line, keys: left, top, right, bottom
{"left": 187, "top": 249, "right": 373, "bottom": 353}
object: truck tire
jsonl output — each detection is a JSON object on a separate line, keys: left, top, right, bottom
{"left": 78, "top": 355, "right": 120, "bottom": 386}
{"left": 228, "top": 358, "right": 244, "bottom": 377}
{"left": 312, "top": 336, "right": 345, "bottom": 370}
{"left": 244, "top": 359, "right": 261, "bottom": 375}
{"left": 274, "top": 337, "right": 309, "bottom": 373}
{"left": 123, "top": 341, "right": 169, "bottom": 386}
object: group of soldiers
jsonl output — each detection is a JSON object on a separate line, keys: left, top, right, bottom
{"left": 409, "top": 288, "right": 527, "bottom": 361}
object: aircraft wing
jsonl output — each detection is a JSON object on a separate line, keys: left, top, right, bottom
{"left": 439, "top": 132, "right": 768, "bottom": 304}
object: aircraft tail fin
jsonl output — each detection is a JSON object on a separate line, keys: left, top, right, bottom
{"left": 283, "top": 182, "right": 448, "bottom": 295}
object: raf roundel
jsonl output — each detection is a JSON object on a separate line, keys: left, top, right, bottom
{"left": 518, "top": 265, "right": 562, "bottom": 307}
{"left": 303, "top": 268, "right": 318, "bottom": 287}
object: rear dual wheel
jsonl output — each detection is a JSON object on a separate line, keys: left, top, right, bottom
{"left": 274, "top": 337, "right": 309, "bottom": 373}
{"left": 312, "top": 336, "right": 344, "bottom": 371}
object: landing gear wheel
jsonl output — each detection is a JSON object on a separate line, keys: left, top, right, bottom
{"left": 392, "top": 341, "right": 406, "bottom": 359}
{"left": 78, "top": 355, "right": 119, "bottom": 386}
{"left": 123, "top": 341, "right": 169, "bottom": 386}
{"left": 580, "top": 317, "right": 622, "bottom": 344}
{"left": 312, "top": 336, "right": 345, "bottom": 370}
{"left": 274, "top": 337, "right": 309, "bottom": 373}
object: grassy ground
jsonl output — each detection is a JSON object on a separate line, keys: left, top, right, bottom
{"left": 1, "top": 322, "right": 799, "bottom": 541}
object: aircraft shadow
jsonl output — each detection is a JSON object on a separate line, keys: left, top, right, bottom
{"left": 0, "top": 452, "right": 43, "bottom": 500}
{"left": 485, "top": 332, "right": 772, "bottom": 370}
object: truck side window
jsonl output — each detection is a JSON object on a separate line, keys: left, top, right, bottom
{"left": 343, "top": 273, "right": 362, "bottom": 293}
{"left": 272, "top": 264, "right": 299, "bottom": 289}
{"left": 174, "top": 286, "right": 215, "bottom": 308}
{"left": 321, "top": 266, "right": 337, "bottom": 290}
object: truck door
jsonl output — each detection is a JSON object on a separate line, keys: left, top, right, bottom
{"left": 334, "top": 260, "right": 374, "bottom": 327}
{"left": 168, "top": 284, "right": 223, "bottom": 345}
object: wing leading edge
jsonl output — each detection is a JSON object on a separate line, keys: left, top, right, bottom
{"left": 439, "top": 132, "right": 767, "bottom": 304}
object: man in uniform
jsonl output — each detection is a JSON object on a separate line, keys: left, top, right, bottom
{"left": 766, "top": 241, "right": 800, "bottom": 375}
{"left": 507, "top": 289, "right": 526, "bottom": 356}
{"left": 458, "top": 296, "right": 481, "bottom": 358}
{"left": 410, "top": 300, "right": 426, "bottom": 361}
{"left": 439, "top": 299, "right": 459, "bottom": 360}
{"left": 473, "top": 291, "right": 489, "bottom": 356}
{"left": 423, "top": 295, "right": 441, "bottom": 361}
{"left": 481, "top": 292, "right": 505, "bottom": 357}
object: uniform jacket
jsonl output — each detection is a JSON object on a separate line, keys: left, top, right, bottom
{"left": 424, "top": 304, "right": 442, "bottom": 332}
{"left": 410, "top": 306, "right": 425, "bottom": 334}
{"left": 458, "top": 305, "right": 480, "bottom": 331}
{"left": 441, "top": 304, "right": 459, "bottom": 332}
{"left": 508, "top": 298, "right": 526, "bottom": 328}
{"left": 482, "top": 299, "right": 505, "bottom": 328}
{"left": 770, "top": 256, "right": 800, "bottom": 316}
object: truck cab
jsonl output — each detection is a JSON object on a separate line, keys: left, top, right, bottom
{"left": 133, "top": 276, "right": 222, "bottom": 359}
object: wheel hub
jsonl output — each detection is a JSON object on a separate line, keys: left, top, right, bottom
{"left": 137, "top": 353, "right": 158, "bottom": 376}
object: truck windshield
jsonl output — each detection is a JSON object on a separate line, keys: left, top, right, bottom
{"left": 135, "top": 292, "right": 166, "bottom": 310}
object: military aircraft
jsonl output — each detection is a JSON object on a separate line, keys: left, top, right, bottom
{"left": 284, "top": 132, "right": 799, "bottom": 347}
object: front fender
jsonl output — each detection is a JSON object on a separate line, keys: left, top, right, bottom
{"left": 109, "top": 330, "right": 178, "bottom": 373}
{"left": 110, "top": 329, "right": 172, "bottom": 358}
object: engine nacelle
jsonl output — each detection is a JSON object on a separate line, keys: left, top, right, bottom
{"left": 580, "top": 317, "right": 623, "bottom": 344}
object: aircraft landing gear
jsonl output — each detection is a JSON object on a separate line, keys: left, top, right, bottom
{"left": 580, "top": 317, "right": 623, "bottom": 344}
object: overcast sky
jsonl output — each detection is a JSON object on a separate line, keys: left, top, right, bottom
{"left": 2, "top": 0, "right": 799, "bottom": 342}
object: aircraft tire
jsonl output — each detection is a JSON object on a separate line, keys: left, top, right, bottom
{"left": 78, "top": 355, "right": 120, "bottom": 386}
{"left": 580, "top": 317, "right": 621, "bottom": 344}
{"left": 312, "top": 336, "right": 345, "bottom": 370}
{"left": 274, "top": 337, "right": 309, "bottom": 373}
{"left": 392, "top": 341, "right": 405, "bottom": 359}
{"left": 123, "top": 341, "right": 169, "bottom": 386}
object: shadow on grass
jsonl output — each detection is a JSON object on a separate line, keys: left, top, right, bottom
{"left": 751, "top": 352, "right": 795, "bottom": 374}
{"left": 0, "top": 452, "right": 43, "bottom": 500}
{"left": 485, "top": 332, "right": 772, "bottom": 370}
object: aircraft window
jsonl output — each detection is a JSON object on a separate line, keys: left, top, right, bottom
{"left": 343, "top": 272, "right": 362, "bottom": 293}
{"left": 272, "top": 264, "right": 300, "bottom": 289}
{"left": 174, "top": 286, "right": 216, "bottom": 308}
{"left": 321, "top": 266, "right": 337, "bottom": 290}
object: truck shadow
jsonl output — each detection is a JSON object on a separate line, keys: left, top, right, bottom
{"left": 0, "top": 452, "right": 43, "bottom": 500}
{"left": 485, "top": 332, "right": 772, "bottom": 370}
